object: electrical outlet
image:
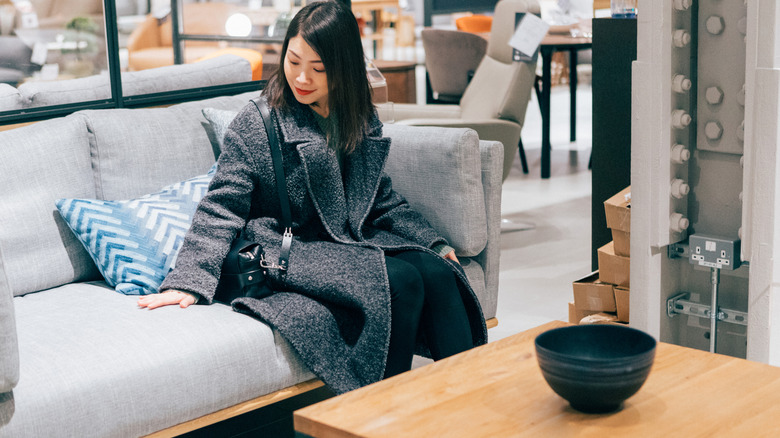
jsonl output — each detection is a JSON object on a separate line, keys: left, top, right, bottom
{"left": 688, "top": 235, "right": 741, "bottom": 270}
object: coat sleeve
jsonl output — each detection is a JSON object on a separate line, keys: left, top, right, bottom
{"left": 366, "top": 173, "right": 449, "bottom": 250}
{"left": 159, "top": 110, "right": 262, "bottom": 303}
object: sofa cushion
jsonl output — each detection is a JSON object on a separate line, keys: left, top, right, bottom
{"left": 202, "top": 107, "right": 238, "bottom": 153}
{"left": 55, "top": 165, "right": 216, "bottom": 295}
{"left": 79, "top": 91, "right": 256, "bottom": 201}
{"left": 80, "top": 108, "right": 217, "bottom": 200}
{"left": 5, "top": 283, "right": 314, "bottom": 437}
{"left": 18, "top": 73, "right": 112, "bottom": 108}
{"left": 0, "top": 115, "right": 101, "bottom": 297}
{"left": 382, "top": 124, "right": 488, "bottom": 257}
{"left": 122, "top": 55, "right": 252, "bottom": 97}
{"left": 0, "top": 83, "right": 24, "bottom": 111}
{"left": 18, "top": 55, "right": 252, "bottom": 108}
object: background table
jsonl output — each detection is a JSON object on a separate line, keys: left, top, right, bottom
{"left": 295, "top": 320, "right": 780, "bottom": 437}
{"left": 373, "top": 59, "right": 416, "bottom": 104}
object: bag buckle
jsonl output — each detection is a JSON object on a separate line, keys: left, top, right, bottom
{"left": 260, "top": 254, "right": 287, "bottom": 270}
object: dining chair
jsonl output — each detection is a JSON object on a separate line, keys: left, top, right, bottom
{"left": 386, "top": 0, "right": 541, "bottom": 181}
{"left": 455, "top": 14, "right": 493, "bottom": 34}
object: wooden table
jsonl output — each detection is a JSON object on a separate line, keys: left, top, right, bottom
{"left": 373, "top": 59, "right": 416, "bottom": 104}
{"left": 538, "top": 35, "right": 592, "bottom": 179}
{"left": 294, "top": 321, "right": 780, "bottom": 437}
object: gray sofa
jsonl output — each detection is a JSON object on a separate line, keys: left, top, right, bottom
{"left": 0, "top": 90, "right": 503, "bottom": 437}
{"left": 0, "top": 54, "right": 252, "bottom": 111}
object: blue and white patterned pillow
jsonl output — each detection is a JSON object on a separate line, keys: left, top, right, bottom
{"left": 55, "top": 164, "right": 217, "bottom": 295}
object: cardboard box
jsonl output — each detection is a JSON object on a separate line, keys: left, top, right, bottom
{"left": 573, "top": 271, "right": 617, "bottom": 312}
{"left": 604, "top": 186, "right": 631, "bottom": 233}
{"left": 614, "top": 286, "right": 630, "bottom": 322}
{"left": 612, "top": 228, "right": 630, "bottom": 257}
{"left": 597, "top": 241, "right": 630, "bottom": 287}
{"left": 568, "top": 302, "right": 601, "bottom": 324}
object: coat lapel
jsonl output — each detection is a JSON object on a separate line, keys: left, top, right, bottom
{"left": 277, "top": 103, "right": 350, "bottom": 239}
{"left": 275, "top": 101, "right": 389, "bottom": 240}
{"left": 343, "top": 120, "right": 390, "bottom": 238}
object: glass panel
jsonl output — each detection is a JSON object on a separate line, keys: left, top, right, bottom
{"left": 119, "top": 0, "right": 288, "bottom": 97}
{"left": 0, "top": 0, "right": 111, "bottom": 112}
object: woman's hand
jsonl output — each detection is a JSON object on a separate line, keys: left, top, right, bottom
{"left": 138, "top": 290, "right": 196, "bottom": 310}
{"left": 443, "top": 250, "right": 460, "bottom": 265}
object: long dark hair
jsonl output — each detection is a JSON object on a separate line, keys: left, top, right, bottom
{"left": 264, "top": 1, "right": 373, "bottom": 154}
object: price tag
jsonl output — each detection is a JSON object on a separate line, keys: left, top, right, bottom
{"left": 509, "top": 13, "right": 550, "bottom": 57}
{"left": 30, "top": 41, "right": 47, "bottom": 65}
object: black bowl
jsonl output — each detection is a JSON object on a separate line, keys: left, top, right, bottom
{"left": 535, "top": 324, "right": 656, "bottom": 413}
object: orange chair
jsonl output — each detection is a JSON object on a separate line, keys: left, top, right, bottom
{"left": 197, "top": 48, "right": 263, "bottom": 81}
{"left": 455, "top": 15, "right": 493, "bottom": 34}
{"left": 127, "top": 2, "right": 243, "bottom": 71}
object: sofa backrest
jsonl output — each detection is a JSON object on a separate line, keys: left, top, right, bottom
{"left": 0, "top": 115, "right": 100, "bottom": 297}
{"left": 14, "top": 54, "right": 251, "bottom": 110}
{"left": 0, "top": 91, "right": 257, "bottom": 298}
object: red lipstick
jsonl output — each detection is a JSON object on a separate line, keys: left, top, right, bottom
{"left": 295, "top": 87, "right": 314, "bottom": 96}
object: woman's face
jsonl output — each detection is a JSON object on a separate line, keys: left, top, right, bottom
{"left": 284, "top": 35, "right": 329, "bottom": 117}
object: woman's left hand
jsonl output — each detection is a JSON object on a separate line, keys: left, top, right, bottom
{"left": 444, "top": 250, "right": 460, "bottom": 265}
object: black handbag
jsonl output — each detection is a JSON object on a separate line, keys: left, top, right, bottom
{"left": 214, "top": 98, "right": 293, "bottom": 303}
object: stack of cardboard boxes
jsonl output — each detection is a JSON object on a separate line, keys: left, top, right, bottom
{"left": 569, "top": 186, "right": 631, "bottom": 324}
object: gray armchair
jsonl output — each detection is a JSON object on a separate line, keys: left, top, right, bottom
{"left": 422, "top": 28, "right": 487, "bottom": 104}
{"left": 387, "top": 0, "right": 540, "bottom": 181}
{"left": 0, "top": 36, "right": 38, "bottom": 86}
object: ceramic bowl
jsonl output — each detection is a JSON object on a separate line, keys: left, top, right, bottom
{"left": 535, "top": 324, "right": 656, "bottom": 413}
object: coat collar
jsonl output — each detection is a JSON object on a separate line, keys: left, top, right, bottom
{"left": 274, "top": 100, "right": 389, "bottom": 239}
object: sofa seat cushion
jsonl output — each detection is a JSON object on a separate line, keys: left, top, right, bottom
{"left": 4, "top": 283, "right": 314, "bottom": 437}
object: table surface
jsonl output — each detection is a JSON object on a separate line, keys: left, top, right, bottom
{"left": 294, "top": 321, "right": 780, "bottom": 437}
{"left": 541, "top": 34, "right": 592, "bottom": 48}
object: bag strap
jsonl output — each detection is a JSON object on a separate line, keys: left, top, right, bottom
{"left": 251, "top": 98, "right": 292, "bottom": 270}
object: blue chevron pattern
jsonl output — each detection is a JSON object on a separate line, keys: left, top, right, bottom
{"left": 56, "top": 164, "right": 217, "bottom": 295}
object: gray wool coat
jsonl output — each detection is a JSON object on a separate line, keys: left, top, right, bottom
{"left": 161, "top": 95, "right": 487, "bottom": 394}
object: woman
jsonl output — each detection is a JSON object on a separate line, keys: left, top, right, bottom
{"left": 138, "top": 1, "right": 486, "bottom": 394}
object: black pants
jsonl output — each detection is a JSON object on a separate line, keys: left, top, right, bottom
{"left": 383, "top": 250, "right": 474, "bottom": 379}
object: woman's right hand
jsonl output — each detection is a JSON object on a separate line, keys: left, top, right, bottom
{"left": 138, "top": 290, "right": 196, "bottom": 310}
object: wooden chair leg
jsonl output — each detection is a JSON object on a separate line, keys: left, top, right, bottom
{"left": 518, "top": 137, "right": 529, "bottom": 174}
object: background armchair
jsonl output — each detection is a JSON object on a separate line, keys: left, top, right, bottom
{"left": 421, "top": 28, "right": 487, "bottom": 104}
{"left": 126, "top": 1, "right": 264, "bottom": 80}
{"left": 455, "top": 14, "right": 493, "bottom": 33}
{"left": 388, "top": 0, "right": 540, "bottom": 181}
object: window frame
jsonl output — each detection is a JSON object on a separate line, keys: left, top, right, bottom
{"left": 0, "top": 0, "right": 269, "bottom": 126}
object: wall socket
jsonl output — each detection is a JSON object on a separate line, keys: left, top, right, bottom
{"left": 689, "top": 234, "right": 741, "bottom": 270}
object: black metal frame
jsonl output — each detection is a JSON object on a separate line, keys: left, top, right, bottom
{"left": 0, "top": 0, "right": 266, "bottom": 126}
{"left": 423, "top": 0, "right": 497, "bottom": 27}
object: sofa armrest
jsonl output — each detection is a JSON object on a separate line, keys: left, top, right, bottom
{"left": 389, "top": 103, "right": 462, "bottom": 122}
{"left": 473, "top": 140, "right": 504, "bottom": 319}
{"left": 0, "top": 247, "right": 20, "bottom": 394}
{"left": 396, "top": 118, "right": 521, "bottom": 181}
